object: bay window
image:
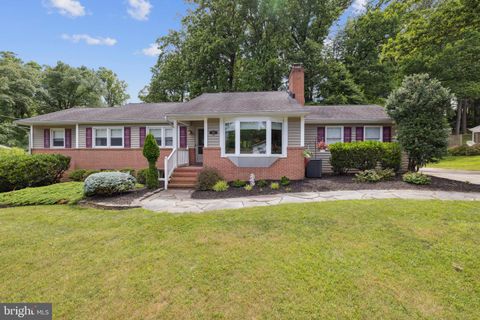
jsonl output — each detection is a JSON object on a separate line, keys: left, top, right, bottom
{"left": 93, "top": 127, "right": 123, "bottom": 148}
{"left": 364, "top": 126, "right": 382, "bottom": 141}
{"left": 326, "top": 126, "right": 343, "bottom": 144}
{"left": 222, "top": 118, "right": 286, "bottom": 156}
{"left": 147, "top": 127, "right": 174, "bottom": 148}
{"left": 51, "top": 128, "right": 65, "bottom": 148}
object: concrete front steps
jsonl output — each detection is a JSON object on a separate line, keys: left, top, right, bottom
{"left": 168, "top": 166, "right": 202, "bottom": 189}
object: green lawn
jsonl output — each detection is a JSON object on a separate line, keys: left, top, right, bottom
{"left": 0, "top": 182, "right": 84, "bottom": 206}
{"left": 1, "top": 201, "right": 480, "bottom": 319}
{"left": 428, "top": 155, "right": 480, "bottom": 171}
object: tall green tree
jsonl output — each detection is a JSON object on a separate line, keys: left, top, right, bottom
{"left": 37, "top": 62, "right": 104, "bottom": 113}
{"left": 386, "top": 74, "right": 452, "bottom": 171}
{"left": 97, "top": 67, "right": 130, "bottom": 107}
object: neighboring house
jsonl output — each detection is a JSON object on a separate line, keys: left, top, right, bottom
{"left": 16, "top": 65, "right": 395, "bottom": 188}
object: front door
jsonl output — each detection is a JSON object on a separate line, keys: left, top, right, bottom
{"left": 196, "top": 128, "right": 204, "bottom": 163}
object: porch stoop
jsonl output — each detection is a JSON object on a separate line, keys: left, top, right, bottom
{"left": 168, "top": 166, "right": 202, "bottom": 189}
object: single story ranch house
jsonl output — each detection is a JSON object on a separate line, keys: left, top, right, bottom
{"left": 16, "top": 65, "right": 395, "bottom": 188}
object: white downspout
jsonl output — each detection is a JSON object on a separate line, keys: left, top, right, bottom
{"left": 300, "top": 116, "right": 305, "bottom": 147}
{"left": 75, "top": 124, "right": 79, "bottom": 148}
{"left": 29, "top": 125, "right": 33, "bottom": 154}
{"left": 204, "top": 117, "right": 208, "bottom": 147}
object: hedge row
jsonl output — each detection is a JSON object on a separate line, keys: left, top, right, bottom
{"left": 329, "top": 141, "right": 402, "bottom": 174}
{"left": 0, "top": 153, "right": 70, "bottom": 192}
{"left": 448, "top": 144, "right": 480, "bottom": 156}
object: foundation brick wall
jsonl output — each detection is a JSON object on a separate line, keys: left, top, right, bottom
{"left": 32, "top": 148, "right": 173, "bottom": 171}
{"left": 203, "top": 147, "right": 305, "bottom": 181}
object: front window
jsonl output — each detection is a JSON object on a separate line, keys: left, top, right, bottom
{"left": 147, "top": 127, "right": 174, "bottom": 148}
{"left": 326, "top": 127, "right": 343, "bottom": 144}
{"left": 94, "top": 128, "right": 108, "bottom": 147}
{"left": 240, "top": 121, "right": 267, "bottom": 154}
{"left": 271, "top": 122, "right": 283, "bottom": 154}
{"left": 223, "top": 118, "right": 285, "bottom": 156}
{"left": 365, "top": 126, "right": 382, "bottom": 141}
{"left": 51, "top": 129, "right": 65, "bottom": 147}
{"left": 110, "top": 128, "right": 123, "bottom": 147}
{"left": 225, "top": 122, "right": 236, "bottom": 154}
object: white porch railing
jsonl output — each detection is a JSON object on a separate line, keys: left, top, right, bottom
{"left": 163, "top": 148, "right": 190, "bottom": 190}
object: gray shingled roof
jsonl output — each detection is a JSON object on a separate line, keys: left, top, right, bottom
{"left": 16, "top": 103, "right": 181, "bottom": 125}
{"left": 305, "top": 105, "right": 392, "bottom": 124}
{"left": 165, "top": 91, "right": 307, "bottom": 116}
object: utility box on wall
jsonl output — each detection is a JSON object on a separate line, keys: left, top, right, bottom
{"left": 306, "top": 159, "right": 322, "bottom": 178}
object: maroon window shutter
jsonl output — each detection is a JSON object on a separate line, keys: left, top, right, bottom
{"left": 356, "top": 127, "right": 364, "bottom": 141}
{"left": 86, "top": 127, "right": 92, "bottom": 148}
{"left": 139, "top": 127, "right": 146, "bottom": 147}
{"left": 344, "top": 127, "right": 352, "bottom": 143}
{"left": 124, "top": 127, "right": 131, "bottom": 148}
{"left": 43, "top": 129, "right": 50, "bottom": 148}
{"left": 317, "top": 127, "right": 325, "bottom": 142}
{"left": 383, "top": 126, "right": 392, "bottom": 142}
{"left": 180, "top": 126, "right": 187, "bottom": 148}
{"left": 65, "top": 128, "right": 72, "bottom": 148}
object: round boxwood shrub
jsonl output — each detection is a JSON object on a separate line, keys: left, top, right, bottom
{"left": 196, "top": 167, "right": 224, "bottom": 191}
{"left": 84, "top": 172, "right": 136, "bottom": 196}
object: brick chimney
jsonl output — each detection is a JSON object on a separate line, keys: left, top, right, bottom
{"left": 288, "top": 63, "right": 305, "bottom": 105}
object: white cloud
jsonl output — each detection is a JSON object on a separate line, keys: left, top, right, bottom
{"left": 142, "top": 43, "right": 161, "bottom": 56}
{"left": 127, "top": 0, "right": 152, "bottom": 21}
{"left": 352, "top": 0, "right": 367, "bottom": 13}
{"left": 62, "top": 34, "right": 117, "bottom": 46}
{"left": 47, "top": 0, "right": 85, "bottom": 17}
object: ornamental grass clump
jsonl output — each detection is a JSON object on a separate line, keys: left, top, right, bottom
{"left": 212, "top": 180, "right": 229, "bottom": 192}
{"left": 142, "top": 133, "right": 160, "bottom": 189}
{"left": 84, "top": 172, "right": 136, "bottom": 196}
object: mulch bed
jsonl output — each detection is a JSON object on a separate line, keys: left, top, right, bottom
{"left": 191, "top": 174, "right": 480, "bottom": 199}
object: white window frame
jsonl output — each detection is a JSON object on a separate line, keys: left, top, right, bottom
{"left": 50, "top": 128, "right": 65, "bottom": 149}
{"left": 147, "top": 126, "right": 174, "bottom": 148}
{"left": 364, "top": 126, "right": 383, "bottom": 142}
{"left": 325, "top": 126, "right": 344, "bottom": 145}
{"left": 93, "top": 127, "right": 124, "bottom": 148}
{"left": 220, "top": 117, "right": 287, "bottom": 157}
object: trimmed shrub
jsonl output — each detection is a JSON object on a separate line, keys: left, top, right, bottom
{"left": 330, "top": 141, "right": 402, "bottom": 174}
{"left": 257, "top": 179, "right": 268, "bottom": 188}
{"left": 119, "top": 168, "right": 136, "bottom": 176}
{"left": 136, "top": 168, "right": 149, "bottom": 185}
{"left": 0, "top": 147, "right": 26, "bottom": 157}
{"left": 232, "top": 179, "right": 246, "bottom": 188}
{"left": 0, "top": 153, "right": 70, "bottom": 192}
{"left": 402, "top": 172, "right": 431, "bottom": 185}
{"left": 142, "top": 134, "right": 160, "bottom": 189}
{"left": 270, "top": 182, "right": 280, "bottom": 190}
{"left": 196, "top": 167, "right": 224, "bottom": 191}
{"left": 69, "top": 169, "right": 87, "bottom": 181}
{"left": 448, "top": 144, "right": 480, "bottom": 156}
{"left": 280, "top": 176, "right": 290, "bottom": 186}
{"left": 84, "top": 172, "right": 136, "bottom": 196}
{"left": 212, "top": 180, "right": 229, "bottom": 192}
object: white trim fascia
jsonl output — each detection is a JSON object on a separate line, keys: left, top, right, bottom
{"left": 204, "top": 118, "right": 208, "bottom": 147}
{"left": 219, "top": 118, "right": 225, "bottom": 157}
{"left": 75, "top": 124, "right": 79, "bottom": 148}
{"left": 50, "top": 128, "right": 66, "bottom": 149}
{"left": 283, "top": 117, "right": 288, "bottom": 156}
{"left": 29, "top": 125, "right": 33, "bottom": 153}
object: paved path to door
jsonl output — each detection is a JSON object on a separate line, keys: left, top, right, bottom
{"left": 420, "top": 168, "right": 480, "bottom": 185}
{"left": 137, "top": 189, "right": 480, "bottom": 213}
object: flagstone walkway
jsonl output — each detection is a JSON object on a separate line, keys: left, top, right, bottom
{"left": 136, "top": 189, "right": 480, "bottom": 214}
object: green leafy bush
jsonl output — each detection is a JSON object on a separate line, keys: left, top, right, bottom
{"left": 232, "top": 179, "right": 246, "bottom": 188}
{"left": 136, "top": 168, "right": 149, "bottom": 185}
{"left": 196, "top": 167, "right": 224, "bottom": 191}
{"left": 0, "top": 153, "right": 70, "bottom": 192}
{"left": 330, "top": 141, "right": 402, "bottom": 174}
{"left": 212, "top": 180, "right": 229, "bottom": 192}
{"left": 142, "top": 134, "right": 160, "bottom": 189}
{"left": 355, "top": 169, "right": 395, "bottom": 183}
{"left": 84, "top": 172, "right": 136, "bottom": 196}
{"left": 257, "top": 179, "right": 268, "bottom": 188}
{"left": 244, "top": 184, "right": 253, "bottom": 191}
{"left": 402, "top": 172, "right": 431, "bottom": 185}
{"left": 280, "top": 176, "right": 290, "bottom": 186}
{"left": 69, "top": 169, "right": 87, "bottom": 181}
{"left": 270, "top": 182, "right": 280, "bottom": 190}
{"left": 448, "top": 144, "right": 480, "bottom": 156}
{"left": 0, "top": 147, "right": 26, "bottom": 157}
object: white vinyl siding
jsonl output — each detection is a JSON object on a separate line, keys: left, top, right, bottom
{"left": 32, "top": 126, "right": 76, "bottom": 149}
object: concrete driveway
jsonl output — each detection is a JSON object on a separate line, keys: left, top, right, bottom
{"left": 420, "top": 168, "right": 480, "bottom": 185}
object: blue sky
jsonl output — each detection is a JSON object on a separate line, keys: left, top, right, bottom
{"left": 0, "top": 0, "right": 363, "bottom": 103}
